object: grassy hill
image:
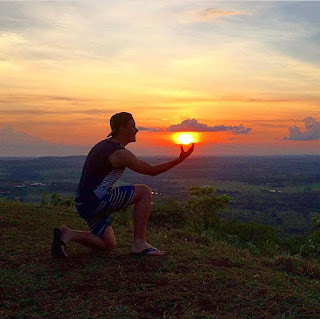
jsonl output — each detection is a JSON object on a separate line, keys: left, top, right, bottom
{"left": 1, "top": 200, "right": 320, "bottom": 319}
{"left": 2, "top": 155, "right": 320, "bottom": 238}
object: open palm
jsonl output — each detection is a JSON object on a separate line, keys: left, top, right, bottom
{"left": 179, "top": 144, "right": 195, "bottom": 162}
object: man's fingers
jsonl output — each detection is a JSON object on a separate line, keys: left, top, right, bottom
{"left": 187, "top": 143, "right": 194, "bottom": 154}
{"left": 179, "top": 144, "right": 194, "bottom": 160}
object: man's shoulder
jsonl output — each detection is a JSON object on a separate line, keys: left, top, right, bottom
{"left": 86, "top": 139, "right": 123, "bottom": 161}
{"left": 95, "top": 138, "right": 118, "bottom": 147}
{"left": 109, "top": 148, "right": 133, "bottom": 159}
{"left": 109, "top": 148, "right": 136, "bottom": 168}
{"left": 92, "top": 139, "right": 123, "bottom": 151}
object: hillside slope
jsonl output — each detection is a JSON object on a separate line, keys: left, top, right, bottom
{"left": 1, "top": 200, "right": 319, "bottom": 319}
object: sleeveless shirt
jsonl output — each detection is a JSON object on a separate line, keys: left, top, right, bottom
{"left": 75, "top": 139, "right": 125, "bottom": 202}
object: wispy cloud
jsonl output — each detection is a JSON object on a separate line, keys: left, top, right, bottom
{"left": 0, "top": 125, "right": 50, "bottom": 146}
{"left": 136, "top": 126, "right": 163, "bottom": 132}
{"left": 140, "top": 119, "right": 251, "bottom": 135}
{"left": 0, "top": 94, "right": 95, "bottom": 104}
{"left": 179, "top": 8, "right": 246, "bottom": 23}
{"left": 283, "top": 116, "right": 320, "bottom": 141}
{"left": 0, "top": 109, "right": 115, "bottom": 115}
{"left": 0, "top": 125, "right": 89, "bottom": 156}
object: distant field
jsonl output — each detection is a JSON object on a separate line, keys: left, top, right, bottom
{"left": 38, "top": 168, "right": 81, "bottom": 181}
{"left": 1, "top": 155, "right": 320, "bottom": 236}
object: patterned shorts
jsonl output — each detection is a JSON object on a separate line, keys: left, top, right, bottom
{"left": 75, "top": 185, "right": 135, "bottom": 237}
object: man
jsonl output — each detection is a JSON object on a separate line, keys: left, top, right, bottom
{"left": 52, "top": 112, "right": 194, "bottom": 257}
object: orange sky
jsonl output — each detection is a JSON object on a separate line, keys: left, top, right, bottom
{"left": 1, "top": 1, "right": 320, "bottom": 156}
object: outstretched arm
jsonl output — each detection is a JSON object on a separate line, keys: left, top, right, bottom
{"left": 109, "top": 144, "right": 194, "bottom": 176}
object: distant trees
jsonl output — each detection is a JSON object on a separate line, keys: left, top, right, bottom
{"left": 186, "top": 186, "right": 231, "bottom": 232}
{"left": 150, "top": 186, "right": 280, "bottom": 256}
{"left": 41, "top": 192, "right": 74, "bottom": 207}
{"left": 150, "top": 186, "right": 231, "bottom": 231}
{"left": 300, "top": 217, "right": 320, "bottom": 259}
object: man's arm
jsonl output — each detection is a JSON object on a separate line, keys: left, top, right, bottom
{"left": 109, "top": 144, "right": 194, "bottom": 176}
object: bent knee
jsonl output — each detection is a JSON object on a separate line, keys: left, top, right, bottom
{"left": 104, "top": 241, "right": 116, "bottom": 251}
{"left": 101, "top": 239, "right": 116, "bottom": 251}
{"left": 134, "top": 184, "right": 152, "bottom": 200}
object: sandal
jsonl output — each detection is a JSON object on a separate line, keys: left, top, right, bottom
{"left": 51, "top": 227, "right": 67, "bottom": 258}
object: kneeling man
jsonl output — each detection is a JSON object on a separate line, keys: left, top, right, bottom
{"left": 52, "top": 112, "right": 194, "bottom": 257}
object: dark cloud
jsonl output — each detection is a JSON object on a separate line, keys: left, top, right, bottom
{"left": 283, "top": 116, "right": 320, "bottom": 141}
{"left": 166, "top": 119, "right": 251, "bottom": 135}
{"left": 139, "top": 119, "right": 251, "bottom": 135}
{"left": 136, "top": 126, "right": 163, "bottom": 132}
{"left": 232, "top": 126, "right": 251, "bottom": 135}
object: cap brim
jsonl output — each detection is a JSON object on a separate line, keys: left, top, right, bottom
{"left": 107, "top": 130, "right": 116, "bottom": 137}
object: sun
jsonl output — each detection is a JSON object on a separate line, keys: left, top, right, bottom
{"left": 178, "top": 133, "right": 194, "bottom": 144}
{"left": 172, "top": 132, "right": 199, "bottom": 145}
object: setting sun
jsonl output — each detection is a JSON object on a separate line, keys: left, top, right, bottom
{"left": 172, "top": 132, "right": 199, "bottom": 145}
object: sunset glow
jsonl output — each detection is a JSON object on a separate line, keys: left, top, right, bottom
{"left": 172, "top": 132, "right": 199, "bottom": 145}
{"left": 0, "top": 1, "right": 320, "bottom": 156}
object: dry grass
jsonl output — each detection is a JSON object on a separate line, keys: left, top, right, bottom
{"left": 1, "top": 200, "right": 320, "bottom": 318}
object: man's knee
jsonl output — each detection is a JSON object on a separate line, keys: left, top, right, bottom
{"left": 136, "top": 184, "right": 152, "bottom": 201}
{"left": 102, "top": 236, "right": 116, "bottom": 251}
{"left": 104, "top": 241, "right": 116, "bottom": 251}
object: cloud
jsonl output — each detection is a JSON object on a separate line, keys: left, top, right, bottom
{"left": 0, "top": 93, "right": 96, "bottom": 104}
{"left": 136, "top": 126, "right": 163, "bottom": 132}
{"left": 140, "top": 119, "right": 251, "bottom": 135}
{"left": 283, "top": 116, "right": 320, "bottom": 141}
{"left": 0, "top": 125, "right": 49, "bottom": 146}
{"left": 0, "top": 125, "right": 89, "bottom": 156}
{"left": 0, "top": 109, "right": 114, "bottom": 116}
{"left": 180, "top": 8, "right": 246, "bottom": 23}
{"left": 166, "top": 119, "right": 251, "bottom": 135}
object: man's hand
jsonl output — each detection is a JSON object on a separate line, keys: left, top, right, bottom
{"left": 179, "top": 143, "right": 194, "bottom": 163}
{"left": 109, "top": 143, "right": 195, "bottom": 176}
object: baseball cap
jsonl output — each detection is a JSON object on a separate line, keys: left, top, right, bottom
{"left": 107, "top": 112, "right": 133, "bottom": 137}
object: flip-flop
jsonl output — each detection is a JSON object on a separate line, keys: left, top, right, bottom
{"left": 51, "top": 227, "right": 67, "bottom": 258}
{"left": 130, "top": 247, "right": 161, "bottom": 256}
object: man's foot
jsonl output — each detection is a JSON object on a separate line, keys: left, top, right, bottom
{"left": 51, "top": 227, "right": 68, "bottom": 258}
{"left": 130, "top": 242, "right": 165, "bottom": 256}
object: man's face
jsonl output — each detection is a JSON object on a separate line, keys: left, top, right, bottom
{"left": 121, "top": 119, "right": 138, "bottom": 143}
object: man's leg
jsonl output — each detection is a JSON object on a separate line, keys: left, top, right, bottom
{"left": 129, "top": 184, "right": 164, "bottom": 255}
{"left": 58, "top": 226, "right": 113, "bottom": 257}
{"left": 102, "top": 225, "right": 116, "bottom": 250}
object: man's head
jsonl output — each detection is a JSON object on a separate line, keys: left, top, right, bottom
{"left": 107, "top": 112, "right": 138, "bottom": 143}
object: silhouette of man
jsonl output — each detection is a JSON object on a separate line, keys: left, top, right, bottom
{"left": 52, "top": 112, "right": 194, "bottom": 257}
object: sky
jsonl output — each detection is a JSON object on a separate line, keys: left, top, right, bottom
{"left": 1, "top": 1, "right": 320, "bottom": 157}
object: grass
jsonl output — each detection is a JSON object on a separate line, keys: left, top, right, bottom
{"left": 1, "top": 200, "right": 320, "bottom": 318}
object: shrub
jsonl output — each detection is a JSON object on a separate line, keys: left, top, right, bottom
{"left": 186, "top": 186, "right": 231, "bottom": 232}
{"left": 149, "top": 186, "right": 231, "bottom": 232}
{"left": 221, "top": 220, "right": 278, "bottom": 255}
{"left": 265, "top": 254, "right": 320, "bottom": 279}
{"left": 41, "top": 193, "right": 75, "bottom": 208}
{"left": 300, "top": 217, "right": 320, "bottom": 259}
{"left": 150, "top": 197, "right": 187, "bottom": 228}
{"left": 112, "top": 206, "right": 133, "bottom": 226}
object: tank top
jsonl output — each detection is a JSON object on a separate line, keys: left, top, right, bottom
{"left": 75, "top": 139, "right": 125, "bottom": 202}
